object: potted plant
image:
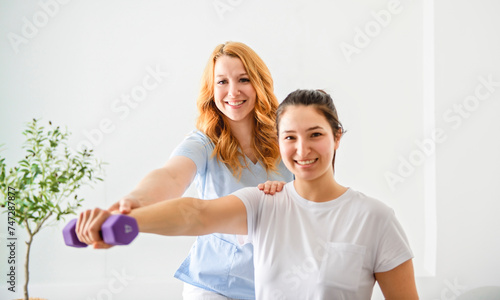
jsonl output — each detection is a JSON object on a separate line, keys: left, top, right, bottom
{"left": 0, "top": 119, "right": 105, "bottom": 300}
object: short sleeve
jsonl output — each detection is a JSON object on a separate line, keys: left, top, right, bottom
{"left": 374, "top": 210, "right": 414, "bottom": 273}
{"left": 232, "top": 187, "right": 264, "bottom": 244}
{"left": 170, "top": 131, "right": 211, "bottom": 176}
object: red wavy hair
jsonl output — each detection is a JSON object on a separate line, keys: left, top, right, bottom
{"left": 196, "top": 41, "right": 280, "bottom": 178}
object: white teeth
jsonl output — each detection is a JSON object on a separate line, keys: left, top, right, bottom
{"left": 227, "top": 101, "right": 244, "bottom": 106}
{"left": 296, "top": 159, "right": 316, "bottom": 165}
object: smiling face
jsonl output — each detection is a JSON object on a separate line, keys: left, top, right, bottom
{"left": 278, "top": 105, "right": 340, "bottom": 182}
{"left": 213, "top": 55, "right": 257, "bottom": 125}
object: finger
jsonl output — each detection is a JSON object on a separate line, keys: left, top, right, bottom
{"left": 107, "top": 201, "right": 120, "bottom": 213}
{"left": 93, "top": 241, "right": 114, "bottom": 249}
{"left": 108, "top": 199, "right": 131, "bottom": 214}
{"left": 79, "top": 209, "right": 96, "bottom": 245}
{"left": 120, "top": 197, "right": 142, "bottom": 214}
{"left": 85, "top": 209, "right": 109, "bottom": 244}
{"left": 119, "top": 200, "right": 132, "bottom": 214}
{"left": 270, "top": 183, "right": 278, "bottom": 195}
{"left": 78, "top": 208, "right": 102, "bottom": 245}
{"left": 76, "top": 210, "right": 91, "bottom": 245}
{"left": 257, "top": 183, "right": 264, "bottom": 190}
{"left": 263, "top": 183, "right": 272, "bottom": 194}
{"left": 276, "top": 181, "right": 286, "bottom": 192}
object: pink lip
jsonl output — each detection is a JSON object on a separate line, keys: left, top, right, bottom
{"left": 225, "top": 100, "right": 246, "bottom": 108}
{"left": 294, "top": 158, "right": 318, "bottom": 168}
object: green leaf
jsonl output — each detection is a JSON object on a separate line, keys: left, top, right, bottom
{"left": 31, "top": 163, "right": 41, "bottom": 173}
{"left": 19, "top": 160, "right": 30, "bottom": 167}
{"left": 57, "top": 176, "right": 68, "bottom": 183}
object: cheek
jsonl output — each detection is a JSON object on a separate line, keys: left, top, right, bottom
{"left": 213, "top": 90, "right": 224, "bottom": 112}
{"left": 213, "top": 90, "right": 221, "bottom": 102}
{"left": 244, "top": 85, "right": 257, "bottom": 100}
{"left": 213, "top": 86, "right": 225, "bottom": 102}
{"left": 320, "top": 141, "right": 336, "bottom": 160}
{"left": 279, "top": 143, "right": 293, "bottom": 160}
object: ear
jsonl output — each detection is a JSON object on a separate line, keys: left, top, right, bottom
{"left": 334, "top": 129, "right": 343, "bottom": 150}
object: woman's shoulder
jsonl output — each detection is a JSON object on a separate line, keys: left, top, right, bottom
{"left": 178, "top": 130, "right": 213, "bottom": 147}
{"left": 170, "top": 130, "right": 214, "bottom": 161}
{"left": 184, "top": 129, "right": 209, "bottom": 141}
{"left": 348, "top": 189, "right": 395, "bottom": 217}
{"left": 232, "top": 186, "right": 266, "bottom": 205}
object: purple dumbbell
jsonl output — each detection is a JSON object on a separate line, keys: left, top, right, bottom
{"left": 63, "top": 214, "right": 139, "bottom": 248}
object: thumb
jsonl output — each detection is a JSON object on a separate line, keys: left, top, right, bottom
{"left": 108, "top": 200, "right": 131, "bottom": 214}
{"left": 118, "top": 200, "right": 132, "bottom": 214}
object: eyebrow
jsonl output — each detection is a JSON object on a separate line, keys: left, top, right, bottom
{"left": 214, "top": 73, "right": 248, "bottom": 78}
{"left": 281, "top": 126, "right": 325, "bottom": 134}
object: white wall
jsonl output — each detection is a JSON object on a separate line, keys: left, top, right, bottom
{"left": 0, "top": 0, "right": 499, "bottom": 299}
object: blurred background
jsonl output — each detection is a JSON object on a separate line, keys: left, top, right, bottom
{"left": 0, "top": 0, "right": 499, "bottom": 299}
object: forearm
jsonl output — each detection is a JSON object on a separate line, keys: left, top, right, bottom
{"left": 128, "top": 169, "right": 175, "bottom": 206}
{"left": 128, "top": 194, "right": 248, "bottom": 237}
{"left": 128, "top": 197, "right": 209, "bottom": 236}
{"left": 127, "top": 168, "right": 182, "bottom": 205}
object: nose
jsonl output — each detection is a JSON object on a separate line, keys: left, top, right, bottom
{"left": 228, "top": 82, "right": 240, "bottom": 98}
{"left": 296, "top": 138, "right": 310, "bottom": 157}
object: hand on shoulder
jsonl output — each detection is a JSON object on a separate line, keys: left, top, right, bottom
{"left": 257, "top": 181, "right": 286, "bottom": 195}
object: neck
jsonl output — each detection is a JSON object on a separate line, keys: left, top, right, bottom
{"left": 227, "top": 116, "right": 256, "bottom": 163}
{"left": 293, "top": 172, "right": 347, "bottom": 203}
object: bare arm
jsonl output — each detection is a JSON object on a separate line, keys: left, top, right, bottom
{"left": 375, "top": 259, "right": 419, "bottom": 300}
{"left": 128, "top": 194, "right": 248, "bottom": 236}
{"left": 109, "top": 156, "right": 197, "bottom": 213}
{"left": 76, "top": 195, "right": 248, "bottom": 247}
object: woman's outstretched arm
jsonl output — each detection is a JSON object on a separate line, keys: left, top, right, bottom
{"left": 76, "top": 195, "right": 248, "bottom": 247}
{"left": 130, "top": 195, "right": 248, "bottom": 236}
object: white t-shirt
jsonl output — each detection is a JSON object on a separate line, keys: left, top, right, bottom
{"left": 232, "top": 182, "right": 414, "bottom": 300}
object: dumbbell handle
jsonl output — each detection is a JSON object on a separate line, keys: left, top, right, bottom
{"left": 63, "top": 214, "right": 138, "bottom": 248}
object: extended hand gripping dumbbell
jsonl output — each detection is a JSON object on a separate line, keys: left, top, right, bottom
{"left": 63, "top": 215, "right": 139, "bottom": 248}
